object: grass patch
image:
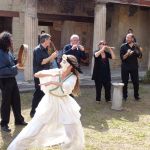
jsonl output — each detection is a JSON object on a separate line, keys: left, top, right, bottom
{"left": 1, "top": 84, "right": 150, "bottom": 150}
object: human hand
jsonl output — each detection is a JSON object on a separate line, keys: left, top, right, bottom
{"left": 72, "top": 44, "right": 78, "bottom": 50}
{"left": 99, "top": 48, "right": 105, "bottom": 53}
{"left": 129, "top": 51, "right": 134, "bottom": 55}
{"left": 16, "top": 64, "right": 24, "bottom": 70}
{"left": 51, "top": 51, "right": 58, "bottom": 59}
{"left": 127, "top": 49, "right": 131, "bottom": 53}
{"left": 78, "top": 45, "right": 84, "bottom": 51}
{"left": 100, "top": 45, "right": 107, "bottom": 52}
{"left": 127, "top": 49, "right": 134, "bottom": 56}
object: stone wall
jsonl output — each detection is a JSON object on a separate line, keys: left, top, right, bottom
{"left": 0, "top": 0, "right": 149, "bottom": 70}
{"left": 37, "top": 0, "right": 94, "bottom": 64}
{"left": 0, "top": 0, "right": 26, "bottom": 56}
{"left": 61, "top": 21, "right": 93, "bottom": 50}
{"left": 147, "top": 10, "right": 150, "bottom": 69}
{"left": 37, "top": 0, "right": 94, "bottom": 16}
{"left": 12, "top": 13, "right": 24, "bottom": 56}
{"left": 106, "top": 4, "right": 150, "bottom": 69}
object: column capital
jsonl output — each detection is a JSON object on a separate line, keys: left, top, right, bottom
{"left": 95, "top": 0, "right": 110, "bottom": 4}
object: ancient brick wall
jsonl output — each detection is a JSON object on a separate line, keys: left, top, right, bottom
{"left": 37, "top": 0, "right": 94, "bottom": 17}
{"left": 0, "top": 0, "right": 25, "bottom": 55}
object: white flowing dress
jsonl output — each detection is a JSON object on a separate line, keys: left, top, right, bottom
{"left": 7, "top": 68, "right": 84, "bottom": 150}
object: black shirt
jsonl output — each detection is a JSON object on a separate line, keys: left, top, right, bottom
{"left": 120, "top": 43, "right": 142, "bottom": 69}
{"left": 92, "top": 51, "right": 112, "bottom": 82}
{"left": 63, "top": 44, "right": 86, "bottom": 64}
{"left": 33, "top": 44, "right": 50, "bottom": 73}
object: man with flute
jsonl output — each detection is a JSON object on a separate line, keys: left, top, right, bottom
{"left": 63, "top": 34, "right": 86, "bottom": 65}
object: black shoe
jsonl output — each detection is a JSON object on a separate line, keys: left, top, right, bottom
{"left": 15, "top": 121, "right": 28, "bottom": 126}
{"left": 1, "top": 125, "right": 11, "bottom": 132}
{"left": 106, "top": 99, "right": 112, "bottom": 102}
{"left": 30, "top": 111, "right": 35, "bottom": 118}
{"left": 135, "top": 97, "right": 141, "bottom": 101}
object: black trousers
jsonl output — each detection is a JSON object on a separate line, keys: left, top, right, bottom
{"left": 30, "top": 77, "right": 44, "bottom": 114}
{"left": 121, "top": 66, "right": 139, "bottom": 99}
{"left": 0, "top": 77, "right": 24, "bottom": 126}
{"left": 94, "top": 80, "right": 111, "bottom": 101}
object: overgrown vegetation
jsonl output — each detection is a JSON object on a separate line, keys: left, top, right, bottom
{"left": 142, "top": 70, "right": 150, "bottom": 83}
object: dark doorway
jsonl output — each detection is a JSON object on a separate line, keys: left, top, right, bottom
{"left": 0, "top": 17, "right": 12, "bottom": 33}
{"left": 38, "top": 21, "right": 61, "bottom": 50}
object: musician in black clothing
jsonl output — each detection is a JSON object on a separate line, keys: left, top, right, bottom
{"left": 92, "top": 41, "right": 115, "bottom": 103}
{"left": 63, "top": 34, "right": 86, "bottom": 64}
{"left": 120, "top": 33, "right": 142, "bottom": 101}
{"left": 63, "top": 34, "right": 85, "bottom": 98}
{"left": 30, "top": 33, "right": 57, "bottom": 118}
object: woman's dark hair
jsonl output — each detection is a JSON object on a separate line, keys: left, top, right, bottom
{"left": 0, "top": 31, "right": 12, "bottom": 52}
{"left": 65, "top": 55, "right": 81, "bottom": 96}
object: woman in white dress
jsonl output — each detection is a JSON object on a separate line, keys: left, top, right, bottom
{"left": 7, "top": 54, "right": 84, "bottom": 150}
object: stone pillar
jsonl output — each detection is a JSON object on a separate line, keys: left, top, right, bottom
{"left": 93, "top": 1, "right": 107, "bottom": 51}
{"left": 148, "top": 52, "right": 150, "bottom": 70}
{"left": 91, "top": 0, "right": 107, "bottom": 74}
{"left": 111, "top": 83, "right": 124, "bottom": 111}
{"left": 24, "top": 0, "right": 38, "bottom": 81}
{"left": 148, "top": 11, "right": 150, "bottom": 70}
{"left": 61, "top": 21, "right": 75, "bottom": 48}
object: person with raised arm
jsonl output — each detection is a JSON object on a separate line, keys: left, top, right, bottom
{"left": 92, "top": 40, "right": 115, "bottom": 103}
{"left": 8, "top": 54, "right": 84, "bottom": 150}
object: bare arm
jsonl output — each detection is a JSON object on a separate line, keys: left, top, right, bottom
{"left": 123, "top": 50, "right": 133, "bottom": 60}
{"left": 16, "top": 64, "right": 24, "bottom": 70}
{"left": 95, "top": 47, "right": 105, "bottom": 57}
{"left": 34, "top": 72, "right": 59, "bottom": 78}
{"left": 108, "top": 48, "right": 116, "bottom": 59}
{"left": 123, "top": 52, "right": 130, "bottom": 60}
{"left": 51, "top": 41, "right": 57, "bottom": 51}
{"left": 78, "top": 45, "right": 85, "bottom": 51}
{"left": 39, "top": 81, "right": 62, "bottom": 87}
{"left": 41, "top": 51, "right": 57, "bottom": 65}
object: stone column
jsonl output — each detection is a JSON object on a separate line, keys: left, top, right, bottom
{"left": 24, "top": 0, "right": 38, "bottom": 81}
{"left": 91, "top": 0, "right": 107, "bottom": 74}
{"left": 111, "top": 83, "right": 124, "bottom": 111}
{"left": 148, "top": 53, "right": 150, "bottom": 70}
{"left": 93, "top": 1, "right": 107, "bottom": 51}
{"left": 61, "top": 21, "right": 75, "bottom": 48}
{"left": 148, "top": 11, "right": 150, "bottom": 70}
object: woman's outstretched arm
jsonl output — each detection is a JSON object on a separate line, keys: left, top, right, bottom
{"left": 34, "top": 72, "right": 59, "bottom": 78}
{"left": 39, "top": 81, "right": 62, "bottom": 86}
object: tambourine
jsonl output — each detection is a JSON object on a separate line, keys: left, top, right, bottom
{"left": 17, "top": 44, "right": 28, "bottom": 67}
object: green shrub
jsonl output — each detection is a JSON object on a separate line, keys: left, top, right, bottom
{"left": 142, "top": 70, "right": 150, "bottom": 83}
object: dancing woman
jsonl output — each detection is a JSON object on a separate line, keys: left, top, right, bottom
{"left": 7, "top": 54, "right": 84, "bottom": 150}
